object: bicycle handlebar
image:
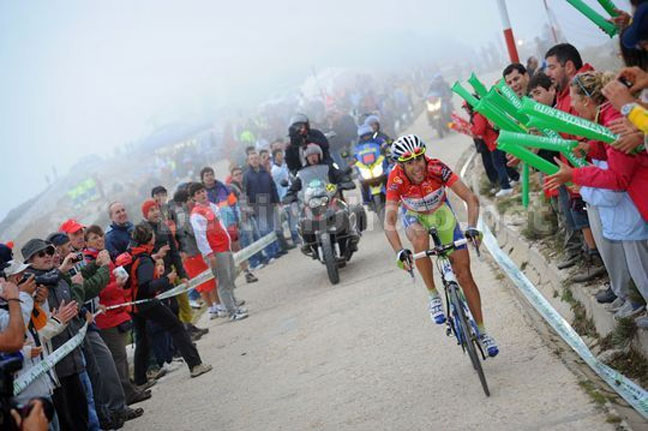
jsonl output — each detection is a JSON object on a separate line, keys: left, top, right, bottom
{"left": 412, "top": 238, "right": 469, "bottom": 260}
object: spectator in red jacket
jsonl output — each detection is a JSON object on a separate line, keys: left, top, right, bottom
{"left": 544, "top": 43, "right": 602, "bottom": 281}
{"left": 470, "top": 111, "right": 519, "bottom": 197}
{"left": 84, "top": 225, "right": 153, "bottom": 406}
{"left": 546, "top": 72, "right": 648, "bottom": 222}
{"left": 189, "top": 182, "right": 248, "bottom": 321}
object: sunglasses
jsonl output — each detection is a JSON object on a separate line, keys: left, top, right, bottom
{"left": 36, "top": 248, "right": 55, "bottom": 258}
{"left": 573, "top": 76, "right": 592, "bottom": 98}
{"left": 398, "top": 148, "right": 426, "bottom": 163}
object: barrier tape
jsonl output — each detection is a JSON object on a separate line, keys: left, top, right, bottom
{"left": 106, "top": 232, "right": 277, "bottom": 310}
{"left": 13, "top": 232, "right": 277, "bottom": 394}
{"left": 14, "top": 321, "right": 89, "bottom": 395}
{"left": 460, "top": 151, "right": 648, "bottom": 419}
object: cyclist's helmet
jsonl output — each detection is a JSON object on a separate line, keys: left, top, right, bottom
{"left": 391, "top": 134, "right": 426, "bottom": 163}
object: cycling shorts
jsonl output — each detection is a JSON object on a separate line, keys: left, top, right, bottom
{"left": 400, "top": 200, "right": 467, "bottom": 251}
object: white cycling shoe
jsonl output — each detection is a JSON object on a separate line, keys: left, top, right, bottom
{"left": 479, "top": 333, "right": 499, "bottom": 357}
{"left": 428, "top": 296, "right": 446, "bottom": 324}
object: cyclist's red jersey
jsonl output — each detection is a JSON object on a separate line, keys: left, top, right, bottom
{"left": 386, "top": 156, "right": 459, "bottom": 213}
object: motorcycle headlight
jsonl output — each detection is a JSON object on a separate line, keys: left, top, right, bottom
{"left": 358, "top": 166, "right": 372, "bottom": 179}
{"left": 308, "top": 196, "right": 329, "bottom": 208}
{"left": 427, "top": 100, "right": 441, "bottom": 111}
{"left": 371, "top": 164, "right": 384, "bottom": 177}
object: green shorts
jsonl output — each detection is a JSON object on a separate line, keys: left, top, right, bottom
{"left": 400, "top": 201, "right": 467, "bottom": 250}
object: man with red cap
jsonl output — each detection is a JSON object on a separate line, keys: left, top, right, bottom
{"left": 59, "top": 219, "right": 86, "bottom": 252}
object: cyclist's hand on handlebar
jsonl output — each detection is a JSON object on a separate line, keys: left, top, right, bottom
{"left": 464, "top": 227, "right": 483, "bottom": 249}
{"left": 396, "top": 248, "right": 414, "bottom": 271}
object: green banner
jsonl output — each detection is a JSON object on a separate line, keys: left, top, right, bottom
{"left": 520, "top": 97, "right": 618, "bottom": 143}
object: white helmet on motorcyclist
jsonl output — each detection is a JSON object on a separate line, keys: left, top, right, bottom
{"left": 356, "top": 124, "right": 373, "bottom": 137}
{"left": 363, "top": 115, "right": 380, "bottom": 128}
{"left": 303, "top": 143, "right": 323, "bottom": 159}
{"left": 391, "top": 134, "right": 426, "bottom": 163}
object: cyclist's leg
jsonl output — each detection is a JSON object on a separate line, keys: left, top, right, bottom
{"left": 401, "top": 209, "right": 436, "bottom": 294}
{"left": 449, "top": 247, "right": 483, "bottom": 326}
{"left": 436, "top": 207, "right": 485, "bottom": 327}
{"left": 405, "top": 223, "right": 437, "bottom": 293}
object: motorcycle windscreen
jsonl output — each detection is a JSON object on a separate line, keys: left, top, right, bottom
{"left": 297, "top": 164, "right": 332, "bottom": 203}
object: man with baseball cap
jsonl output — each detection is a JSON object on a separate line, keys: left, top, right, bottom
{"left": 22, "top": 237, "right": 90, "bottom": 430}
{"left": 59, "top": 219, "right": 85, "bottom": 252}
{"left": 0, "top": 260, "right": 30, "bottom": 353}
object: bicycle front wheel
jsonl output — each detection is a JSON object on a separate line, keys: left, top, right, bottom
{"left": 449, "top": 283, "right": 490, "bottom": 397}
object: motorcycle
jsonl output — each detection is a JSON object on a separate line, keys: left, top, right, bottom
{"left": 426, "top": 91, "right": 452, "bottom": 138}
{"left": 285, "top": 164, "right": 364, "bottom": 285}
{"left": 353, "top": 137, "right": 389, "bottom": 225}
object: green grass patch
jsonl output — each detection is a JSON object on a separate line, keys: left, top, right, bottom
{"left": 578, "top": 380, "right": 607, "bottom": 406}
{"left": 561, "top": 286, "right": 576, "bottom": 305}
{"left": 496, "top": 196, "right": 518, "bottom": 214}
{"left": 600, "top": 318, "right": 637, "bottom": 351}
{"left": 605, "top": 414, "right": 622, "bottom": 424}
{"left": 607, "top": 347, "right": 648, "bottom": 388}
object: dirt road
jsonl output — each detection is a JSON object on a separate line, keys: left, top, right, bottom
{"left": 124, "top": 113, "right": 614, "bottom": 431}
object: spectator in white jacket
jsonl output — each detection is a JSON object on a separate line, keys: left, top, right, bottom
{"left": 1, "top": 260, "right": 78, "bottom": 428}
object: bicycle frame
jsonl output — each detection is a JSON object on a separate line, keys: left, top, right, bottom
{"left": 410, "top": 226, "right": 491, "bottom": 396}
{"left": 412, "top": 228, "right": 486, "bottom": 358}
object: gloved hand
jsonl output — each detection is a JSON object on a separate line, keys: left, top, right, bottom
{"left": 396, "top": 248, "right": 413, "bottom": 271}
{"left": 464, "top": 227, "right": 483, "bottom": 247}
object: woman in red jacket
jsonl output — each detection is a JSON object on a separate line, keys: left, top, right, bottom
{"left": 84, "top": 225, "right": 152, "bottom": 405}
{"left": 470, "top": 108, "right": 520, "bottom": 197}
{"left": 546, "top": 71, "right": 648, "bottom": 222}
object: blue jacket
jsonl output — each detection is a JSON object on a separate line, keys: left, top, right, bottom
{"left": 244, "top": 166, "right": 279, "bottom": 206}
{"left": 205, "top": 180, "right": 238, "bottom": 228}
{"left": 105, "top": 221, "right": 134, "bottom": 259}
{"left": 581, "top": 161, "right": 648, "bottom": 241}
{"left": 271, "top": 162, "right": 290, "bottom": 201}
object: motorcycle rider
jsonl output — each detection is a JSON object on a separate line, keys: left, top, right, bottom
{"left": 427, "top": 73, "right": 452, "bottom": 100}
{"left": 284, "top": 144, "right": 352, "bottom": 201}
{"left": 355, "top": 123, "right": 388, "bottom": 207}
{"left": 286, "top": 113, "right": 332, "bottom": 173}
{"left": 363, "top": 115, "right": 392, "bottom": 151}
{"left": 284, "top": 144, "right": 359, "bottom": 255}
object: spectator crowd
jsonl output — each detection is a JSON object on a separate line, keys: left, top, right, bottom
{"left": 0, "top": 58, "right": 425, "bottom": 429}
{"left": 462, "top": 2, "right": 648, "bottom": 328}
{"left": 3, "top": 2, "right": 647, "bottom": 430}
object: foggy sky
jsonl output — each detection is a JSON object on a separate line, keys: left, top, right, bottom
{"left": 0, "top": 0, "right": 631, "bottom": 222}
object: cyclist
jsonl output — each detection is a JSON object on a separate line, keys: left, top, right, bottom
{"left": 384, "top": 134, "right": 499, "bottom": 357}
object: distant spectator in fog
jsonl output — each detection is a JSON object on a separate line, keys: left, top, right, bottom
{"left": 259, "top": 149, "right": 272, "bottom": 172}
{"left": 526, "top": 56, "right": 539, "bottom": 79}
{"left": 244, "top": 151, "right": 283, "bottom": 259}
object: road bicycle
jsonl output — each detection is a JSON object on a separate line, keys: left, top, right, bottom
{"left": 408, "top": 227, "right": 490, "bottom": 397}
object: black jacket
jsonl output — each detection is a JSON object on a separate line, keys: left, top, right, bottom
{"left": 286, "top": 128, "right": 331, "bottom": 173}
{"left": 146, "top": 220, "right": 188, "bottom": 280}
{"left": 135, "top": 254, "right": 174, "bottom": 301}
{"left": 25, "top": 268, "right": 85, "bottom": 378}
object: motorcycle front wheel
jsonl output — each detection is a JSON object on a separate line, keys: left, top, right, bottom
{"left": 320, "top": 233, "right": 340, "bottom": 285}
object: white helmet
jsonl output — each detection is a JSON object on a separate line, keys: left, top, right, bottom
{"left": 390, "top": 134, "right": 426, "bottom": 162}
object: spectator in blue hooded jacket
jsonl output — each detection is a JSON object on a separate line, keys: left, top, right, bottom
{"left": 105, "top": 202, "right": 134, "bottom": 259}
{"left": 244, "top": 150, "right": 283, "bottom": 259}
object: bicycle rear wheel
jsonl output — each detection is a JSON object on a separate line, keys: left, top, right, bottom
{"left": 449, "top": 283, "right": 490, "bottom": 397}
